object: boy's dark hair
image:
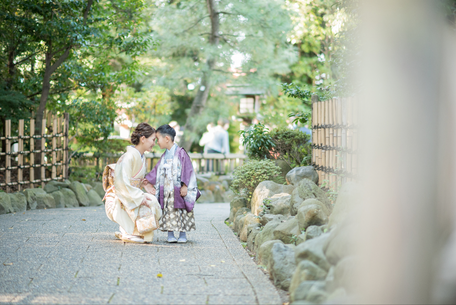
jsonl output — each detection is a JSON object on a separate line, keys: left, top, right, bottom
{"left": 156, "top": 124, "right": 176, "bottom": 142}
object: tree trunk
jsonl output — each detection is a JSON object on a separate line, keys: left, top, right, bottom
{"left": 180, "top": 0, "right": 219, "bottom": 151}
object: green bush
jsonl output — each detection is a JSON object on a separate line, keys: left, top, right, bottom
{"left": 239, "top": 123, "right": 311, "bottom": 168}
{"left": 231, "top": 159, "right": 284, "bottom": 201}
{"left": 269, "top": 128, "right": 311, "bottom": 168}
{"left": 239, "top": 123, "right": 275, "bottom": 160}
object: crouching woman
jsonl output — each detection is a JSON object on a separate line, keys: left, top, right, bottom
{"left": 103, "top": 123, "right": 161, "bottom": 243}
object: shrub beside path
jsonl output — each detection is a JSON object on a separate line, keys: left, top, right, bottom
{"left": 0, "top": 203, "right": 281, "bottom": 304}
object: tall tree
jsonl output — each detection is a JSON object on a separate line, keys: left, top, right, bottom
{"left": 149, "top": 0, "right": 296, "bottom": 150}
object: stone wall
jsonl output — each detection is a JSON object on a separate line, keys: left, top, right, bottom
{"left": 196, "top": 173, "right": 235, "bottom": 204}
{"left": 228, "top": 165, "right": 360, "bottom": 304}
{"left": 0, "top": 180, "right": 104, "bottom": 214}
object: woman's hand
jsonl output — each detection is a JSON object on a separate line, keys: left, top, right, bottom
{"left": 142, "top": 179, "right": 156, "bottom": 195}
{"left": 180, "top": 184, "right": 188, "bottom": 197}
{"left": 141, "top": 198, "right": 151, "bottom": 208}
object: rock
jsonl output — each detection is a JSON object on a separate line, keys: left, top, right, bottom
{"left": 273, "top": 217, "right": 300, "bottom": 244}
{"left": 221, "top": 180, "right": 230, "bottom": 192}
{"left": 327, "top": 287, "right": 347, "bottom": 303}
{"left": 196, "top": 175, "right": 209, "bottom": 186}
{"left": 60, "top": 188, "right": 79, "bottom": 208}
{"left": 198, "top": 190, "right": 215, "bottom": 203}
{"left": 286, "top": 166, "right": 319, "bottom": 185}
{"left": 257, "top": 239, "right": 284, "bottom": 267}
{"left": 295, "top": 233, "right": 331, "bottom": 271}
{"left": 23, "top": 188, "right": 47, "bottom": 210}
{"left": 82, "top": 183, "right": 92, "bottom": 192}
{"left": 222, "top": 189, "right": 236, "bottom": 203}
{"left": 260, "top": 214, "right": 286, "bottom": 226}
{"left": 323, "top": 222, "right": 357, "bottom": 265}
{"left": 69, "top": 181, "right": 90, "bottom": 206}
{"left": 297, "top": 203, "right": 329, "bottom": 231}
{"left": 269, "top": 243, "right": 296, "bottom": 290}
{"left": 239, "top": 213, "right": 260, "bottom": 242}
{"left": 292, "top": 197, "right": 331, "bottom": 218}
{"left": 254, "top": 220, "right": 283, "bottom": 252}
{"left": 212, "top": 185, "right": 224, "bottom": 203}
{"left": 90, "top": 182, "right": 105, "bottom": 198}
{"left": 306, "top": 281, "right": 328, "bottom": 303}
{"left": 304, "top": 225, "right": 323, "bottom": 241}
{"left": 247, "top": 224, "right": 261, "bottom": 251}
{"left": 0, "top": 192, "right": 14, "bottom": 214}
{"left": 251, "top": 180, "right": 295, "bottom": 216}
{"left": 290, "top": 260, "right": 328, "bottom": 298}
{"left": 9, "top": 192, "right": 27, "bottom": 212}
{"left": 334, "top": 256, "right": 358, "bottom": 293}
{"left": 35, "top": 193, "right": 56, "bottom": 209}
{"left": 296, "top": 233, "right": 306, "bottom": 245}
{"left": 324, "top": 266, "right": 337, "bottom": 293}
{"left": 290, "top": 188, "right": 303, "bottom": 216}
{"left": 51, "top": 191, "right": 66, "bottom": 208}
{"left": 87, "top": 189, "right": 103, "bottom": 206}
{"left": 265, "top": 193, "right": 292, "bottom": 215}
{"left": 218, "top": 175, "right": 233, "bottom": 186}
{"left": 229, "top": 196, "right": 248, "bottom": 222}
{"left": 233, "top": 208, "right": 250, "bottom": 233}
{"left": 328, "top": 182, "right": 360, "bottom": 228}
{"left": 275, "top": 160, "right": 292, "bottom": 178}
{"left": 290, "top": 281, "right": 319, "bottom": 302}
{"left": 289, "top": 180, "right": 332, "bottom": 216}
{"left": 43, "top": 180, "right": 71, "bottom": 193}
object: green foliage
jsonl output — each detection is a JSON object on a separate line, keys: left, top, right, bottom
{"left": 231, "top": 159, "right": 284, "bottom": 201}
{"left": 270, "top": 128, "right": 311, "bottom": 168}
{"left": 239, "top": 123, "right": 275, "bottom": 160}
{"left": 69, "top": 166, "right": 97, "bottom": 184}
{"left": 0, "top": 0, "right": 154, "bottom": 153}
{"left": 290, "top": 234, "right": 298, "bottom": 245}
{"left": 0, "top": 84, "right": 34, "bottom": 124}
{"left": 121, "top": 85, "right": 175, "bottom": 128}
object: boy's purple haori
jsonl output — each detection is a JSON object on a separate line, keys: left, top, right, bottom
{"left": 145, "top": 146, "right": 200, "bottom": 212}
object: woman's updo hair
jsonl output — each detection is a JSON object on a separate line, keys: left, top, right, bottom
{"left": 131, "top": 123, "right": 155, "bottom": 145}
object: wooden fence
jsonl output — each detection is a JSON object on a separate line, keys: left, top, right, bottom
{"left": 0, "top": 113, "right": 69, "bottom": 193}
{"left": 71, "top": 152, "right": 247, "bottom": 178}
{"left": 311, "top": 95, "right": 358, "bottom": 192}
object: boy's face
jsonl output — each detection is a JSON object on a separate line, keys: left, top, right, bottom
{"left": 155, "top": 132, "right": 170, "bottom": 149}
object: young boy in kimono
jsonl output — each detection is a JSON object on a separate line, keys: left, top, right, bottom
{"left": 144, "top": 124, "right": 199, "bottom": 243}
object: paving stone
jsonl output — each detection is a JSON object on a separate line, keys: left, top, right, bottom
{"left": 0, "top": 203, "right": 281, "bottom": 305}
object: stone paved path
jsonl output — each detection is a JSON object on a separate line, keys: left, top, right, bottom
{"left": 0, "top": 203, "right": 281, "bottom": 305}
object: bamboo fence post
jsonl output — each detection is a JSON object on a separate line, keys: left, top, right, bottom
{"left": 329, "top": 99, "right": 334, "bottom": 191}
{"left": 57, "top": 116, "right": 62, "bottom": 177}
{"left": 30, "top": 119, "right": 35, "bottom": 188}
{"left": 52, "top": 116, "right": 57, "bottom": 180}
{"left": 5, "top": 120, "right": 11, "bottom": 193}
{"left": 18, "top": 120, "right": 24, "bottom": 191}
{"left": 63, "top": 113, "right": 69, "bottom": 180}
{"left": 318, "top": 100, "right": 323, "bottom": 184}
{"left": 337, "top": 99, "right": 343, "bottom": 189}
{"left": 41, "top": 118, "right": 46, "bottom": 187}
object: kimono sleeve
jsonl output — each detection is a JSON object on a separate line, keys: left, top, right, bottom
{"left": 114, "top": 153, "right": 144, "bottom": 211}
{"left": 179, "top": 149, "right": 195, "bottom": 187}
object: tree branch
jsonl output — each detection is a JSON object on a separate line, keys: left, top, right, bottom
{"left": 13, "top": 51, "right": 41, "bottom": 66}
{"left": 49, "top": 47, "right": 71, "bottom": 75}
{"left": 182, "top": 15, "right": 210, "bottom": 32}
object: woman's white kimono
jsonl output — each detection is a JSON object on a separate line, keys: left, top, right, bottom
{"left": 103, "top": 146, "right": 161, "bottom": 242}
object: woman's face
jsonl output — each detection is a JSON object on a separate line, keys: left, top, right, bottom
{"left": 140, "top": 133, "right": 156, "bottom": 152}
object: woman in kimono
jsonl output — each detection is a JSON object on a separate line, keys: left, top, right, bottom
{"left": 103, "top": 123, "right": 161, "bottom": 244}
{"left": 144, "top": 124, "right": 200, "bottom": 243}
